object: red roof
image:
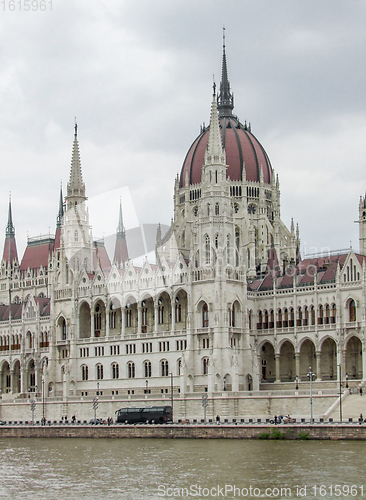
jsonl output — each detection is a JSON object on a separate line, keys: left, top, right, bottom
{"left": 20, "top": 241, "right": 54, "bottom": 272}
{"left": 180, "top": 116, "right": 272, "bottom": 187}
{"left": 2, "top": 236, "right": 18, "bottom": 264}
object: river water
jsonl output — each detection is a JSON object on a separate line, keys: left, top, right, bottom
{"left": 0, "top": 438, "right": 364, "bottom": 500}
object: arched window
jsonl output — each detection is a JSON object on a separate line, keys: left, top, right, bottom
{"left": 349, "top": 299, "right": 356, "bottom": 322}
{"left": 318, "top": 305, "right": 324, "bottom": 325}
{"left": 112, "top": 362, "right": 119, "bottom": 379}
{"left": 177, "top": 358, "right": 182, "bottom": 376}
{"left": 331, "top": 304, "right": 336, "bottom": 324}
{"left": 128, "top": 362, "right": 135, "bottom": 378}
{"left": 62, "top": 318, "right": 67, "bottom": 340}
{"left": 310, "top": 305, "right": 315, "bottom": 325}
{"left": 227, "top": 234, "right": 231, "bottom": 264}
{"left": 126, "top": 308, "right": 132, "bottom": 327}
{"left": 205, "top": 235, "right": 210, "bottom": 264}
{"left": 144, "top": 360, "right": 152, "bottom": 378}
{"left": 74, "top": 230, "right": 78, "bottom": 242}
{"left": 82, "top": 365, "right": 88, "bottom": 381}
{"left": 158, "top": 305, "right": 164, "bottom": 324}
{"left": 94, "top": 305, "right": 101, "bottom": 335}
{"left": 202, "top": 303, "right": 209, "bottom": 327}
{"left": 215, "top": 203, "right": 219, "bottom": 215}
{"left": 175, "top": 303, "right": 181, "bottom": 323}
{"left": 96, "top": 364, "right": 103, "bottom": 380}
{"left": 203, "top": 357, "right": 209, "bottom": 375}
{"left": 161, "top": 359, "right": 169, "bottom": 377}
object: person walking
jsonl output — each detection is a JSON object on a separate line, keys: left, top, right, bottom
{"left": 359, "top": 413, "right": 363, "bottom": 425}
{"left": 216, "top": 415, "right": 220, "bottom": 425}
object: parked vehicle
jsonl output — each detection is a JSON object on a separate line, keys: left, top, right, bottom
{"left": 89, "top": 418, "right": 105, "bottom": 425}
{"left": 115, "top": 406, "right": 172, "bottom": 424}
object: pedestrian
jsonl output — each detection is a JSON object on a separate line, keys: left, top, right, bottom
{"left": 274, "top": 415, "right": 277, "bottom": 425}
{"left": 216, "top": 414, "right": 220, "bottom": 425}
{"left": 72, "top": 415, "right": 76, "bottom": 423}
{"left": 359, "top": 414, "right": 363, "bottom": 425}
{"left": 360, "top": 387, "right": 363, "bottom": 396}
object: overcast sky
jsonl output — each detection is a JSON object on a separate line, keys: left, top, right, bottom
{"left": 0, "top": 0, "right": 366, "bottom": 261}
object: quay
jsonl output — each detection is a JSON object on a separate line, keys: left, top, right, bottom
{"left": 1, "top": 422, "right": 366, "bottom": 440}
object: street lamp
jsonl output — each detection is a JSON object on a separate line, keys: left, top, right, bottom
{"left": 338, "top": 364, "right": 342, "bottom": 423}
{"left": 295, "top": 375, "right": 299, "bottom": 391}
{"left": 223, "top": 376, "right": 227, "bottom": 392}
{"left": 169, "top": 372, "right": 173, "bottom": 423}
{"left": 42, "top": 376, "right": 45, "bottom": 425}
{"left": 307, "top": 367, "right": 315, "bottom": 424}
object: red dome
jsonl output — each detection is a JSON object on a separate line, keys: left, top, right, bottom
{"left": 180, "top": 115, "right": 273, "bottom": 188}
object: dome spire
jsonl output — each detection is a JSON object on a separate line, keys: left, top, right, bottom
{"left": 66, "top": 120, "right": 87, "bottom": 210}
{"left": 218, "top": 27, "right": 234, "bottom": 117}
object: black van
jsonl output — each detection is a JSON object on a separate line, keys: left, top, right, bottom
{"left": 115, "top": 406, "right": 172, "bottom": 424}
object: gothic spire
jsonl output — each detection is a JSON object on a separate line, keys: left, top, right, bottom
{"left": 56, "top": 182, "right": 64, "bottom": 228}
{"left": 66, "top": 121, "right": 87, "bottom": 210}
{"left": 205, "top": 87, "right": 226, "bottom": 165}
{"left": 217, "top": 27, "right": 234, "bottom": 117}
{"left": 2, "top": 194, "right": 18, "bottom": 266}
{"left": 6, "top": 194, "right": 15, "bottom": 238}
{"left": 113, "top": 199, "right": 129, "bottom": 267}
{"left": 116, "top": 198, "right": 125, "bottom": 237}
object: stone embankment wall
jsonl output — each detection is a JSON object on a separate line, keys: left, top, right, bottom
{"left": 0, "top": 393, "right": 338, "bottom": 422}
{"left": 0, "top": 424, "right": 366, "bottom": 440}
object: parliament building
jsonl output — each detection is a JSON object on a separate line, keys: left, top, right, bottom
{"left": 0, "top": 40, "right": 364, "bottom": 421}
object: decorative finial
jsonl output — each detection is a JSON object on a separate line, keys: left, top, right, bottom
{"left": 213, "top": 75, "right": 216, "bottom": 96}
{"left": 74, "top": 117, "right": 78, "bottom": 138}
{"left": 223, "top": 26, "right": 226, "bottom": 51}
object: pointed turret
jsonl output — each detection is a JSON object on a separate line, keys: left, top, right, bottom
{"left": 54, "top": 183, "right": 64, "bottom": 250}
{"left": 113, "top": 199, "right": 129, "bottom": 267}
{"left": 204, "top": 86, "right": 226, "bottom": 166}
{"left": 2, "top": 195, "right": 18, "bottom": 267}
{"left": 217, "top": 28, "right": 234, "bottom": 117}
{"left": 66, "top": 122, "right": 87, "bottom": 211}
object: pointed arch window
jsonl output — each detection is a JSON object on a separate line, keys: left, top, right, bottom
{"left": 81, "top": 365, "right": 88, "bottom": 381}
{"left": 349, "top": 299, "right": 356, "bottom": 322}
{"left": 112, "top": 362, "right": 119, "bottom": 379}
{"left": 205, "top": 235, "right": 210, "bottom": 264}
{"left": 202, "top": 303, "right": 209, "bottom": 328}
{"left": 161, "top": 359, "right": 169, "bottom": 377}
{"left": 215, "top": 203, "right": 219, "bottom": 215}
{"left": 203, "top": 357, "right": 209, "bottom": 375}
{"left": 96, "top": 363, "right": 103, "bottom": 380}
{"left": 144, "top": 360, "right": 152, "bottom": 378}
{"left": 128, "top": 361, "right": 135, "bottom": 378}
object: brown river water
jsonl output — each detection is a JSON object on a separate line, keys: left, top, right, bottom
{"left": 0, "top": 438, "right": 363, "bottom": 499}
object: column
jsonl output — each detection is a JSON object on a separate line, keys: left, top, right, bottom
{"left": 137, "top": 304, "right": 142, "bottom": 334}
{"left": 171, "top": 304, "right": 176, "bottom": 333}
{"left": 154, "top": 304, "right": 158, "bottom": 333}
{"left": 20, "top": 365, "right": 27, "bottom": 393}
{"left": 316, "top": 351, "right": 322, "bottom": 381}
{"left": 106, "top": 309, "right": 110, "bottom": 338}
{"left": 295, "top": 353, "right": 300, "bottom": 380}
{"left": 10, "top": 369, "right": 15, "bottom": 394}
{"left": 275, "top": 353, "right": 281, "bottom": 383}
{"left": 121, "top": 308, "right": 125, "bottom": 336}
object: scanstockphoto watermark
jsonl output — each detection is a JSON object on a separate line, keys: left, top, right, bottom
{"left": 1, "top": 0, "right": 52, "bottom": 11}
{"left": 157, "top": 484, "right": 366, "bottom": 497}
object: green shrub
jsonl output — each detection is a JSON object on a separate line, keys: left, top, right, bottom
{"left": 297, "top": 431, "right": 309, "bottom": 440}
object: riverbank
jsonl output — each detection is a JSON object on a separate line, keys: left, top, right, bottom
{"left": 1, "top": 423, "right": 366, "bottom": 440}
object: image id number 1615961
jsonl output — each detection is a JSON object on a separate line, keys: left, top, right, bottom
{"left": 311, "top": 485, "right": 363, "bottom": 496}
{"left": 2, "top": 0, "right": 52, "bottom": 11}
